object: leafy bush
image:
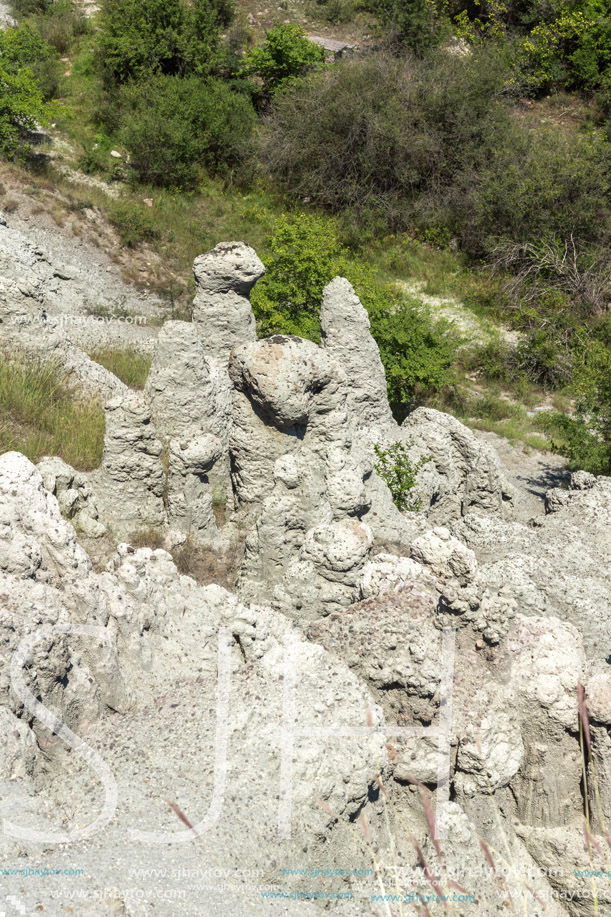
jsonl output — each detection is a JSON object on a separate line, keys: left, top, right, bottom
{"left": 543, "top": 320, "right": 611, "bottom": 474}
{"left": 108, "top": 201, "right": 161, "bottom": 247}
{"left": 11, "top": 0, "right": 52, "bottom": 14}
{"left": 240, "top": 23, "right": 325, "bottom": 100}
{"left": 367, "top": 293, "right": 456, "bottom": 415}
{"left": 118, "top": 75, "right": 255, "bottom": 189}
{"left": 0, "top": 23, "right": 59, "bottom": 99}
{"left": 363, "top": 0, "right": 450, "bottom": 51}
{"left": 373, "top": 440, "right": 431, "bottom": 512}
{"left": 464, "top": 338, "right": 517, "bottom": 383}
{"left": 96, "top": 0, "right": 231, "bottom": 86}
{"left": 315, "top": 0, "right": 356, "bottom": 24}
{"left": 0, "top": 63, "right": 48, "bottom": 159}
{"left": 462, "top": 125, "right": 611, "bottom": 256}
{"left": 35, "top": 0, "right": 90, "bottom": 55}
{"left": 251, "top": 212, "right": 343, "bottom": 339}
{"left": 453, "top": 0, "right": 611, "bottom": 94}
{"left": 258, "top": 49, "right": 611, "bottom": 256}
{"left": 258, "top": 50, "right": 507, "bottom": 232}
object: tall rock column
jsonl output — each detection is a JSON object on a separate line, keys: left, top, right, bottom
{"left": 191, "top": 242, "right": 265, "bottom": 512}
{"left": 144, "top": 320, "right": 224, "bottom": 541}
{"left": 320, "top": 277, "right": 394, "bottom": 431}
{"left": 88, "top": 394, "right": 166, "bottom": 536}
{"left": 192, "top": 241, "right": 264, "bottom": 362}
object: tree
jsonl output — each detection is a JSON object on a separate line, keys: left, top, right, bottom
{"left": 96, "top": 0, "right": 232, "bottom": 86}
{"left": 118, "top": 74, "right": 254, "bottom": 189}
{"left": 240, "top": 23, "right": 325, "bottom": 101}
{"left": 0, "top": 65, "right": 48, "bottom": 159}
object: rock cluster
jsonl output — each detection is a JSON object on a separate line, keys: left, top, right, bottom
{"left": 3, "top": 232, "right": 611, "bottom": 914}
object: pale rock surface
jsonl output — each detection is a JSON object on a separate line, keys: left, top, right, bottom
{"left": 230, "top": 335, "right": 404, "bottom": 614}
{"left": 585, "top": 671, "right": 611, "bottom": 724}
{"left": 317, "top": 277, "right": 513, "bottom": 526}
{"left": 0, "top": 211, "right": 162, "bottom": 397}
{"left": 37, "top": 455, "right": 106, "bottom": 537}
{"left": 402, "top": 405, "right": 513, "bottom": 521}
{"left": 89, "top": 394, "right": 166, "bottom": 535}
{"left": 166, "top": 433, "right": 221, "bottom": 538}
{"left": 0, "top": 453, "right": 395, "bottom": 914}
{"left": 144, "top": 320, "right": 229, "bottom": 532}
{"left": 516, "top": 824, "right": 609, "bottom": 917}
{"left": 144, "top": 320, "right": 222, "bottom": 441}
{"left": 452, "top": 472, "right": 611, "bottom": 659}
{"left": 192, "top": 241, "right": 264, "bottom": 363}
{"left": 320, "top": 277, "right": 393, "bottom": 429}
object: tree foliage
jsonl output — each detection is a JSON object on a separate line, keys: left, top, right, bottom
{"left": 373, "top": 440, "right": 431, "bottom": 512}
{"left": 258, "top": 49, "right": 611, "bottom": 255}
{"left": 251, "top": 213, "right": 456, "bottom": 412}
{"left": 240, "top": 23, "right": 325, "bottom": 100}
{"left": 118, "top": 74, "right": 254, "bottom": 188}
{"left": 96, "top": 0, "right": 232, "bottom": 85}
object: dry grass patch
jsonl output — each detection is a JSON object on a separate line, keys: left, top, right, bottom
{"left": 172, "top": 537, "right": 245, "bottom": 590}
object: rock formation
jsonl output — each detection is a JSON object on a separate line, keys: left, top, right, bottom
{"left": 191, "top": 241, "right": 265, "bottom": 362}
{"left": 89, "top": 394, "right": 166, "bottom": 534}
{"left": 3, "top": 231, "right": 611, "bottom": 915}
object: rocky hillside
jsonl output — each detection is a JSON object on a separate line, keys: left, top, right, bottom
{"left": 1, "top": 204, "right": 611, "bottom": 916}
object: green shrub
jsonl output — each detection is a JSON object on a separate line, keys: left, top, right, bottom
{"left": 363, "top": 0, "right": 450, "bottom": 51}
{"left": 542, "top": 412, "right": 611, "bottom": 476}
{"left": 240, "top": 23, "right": 325, "bottom": 100}
{"left": 118, "top": 75, "right": 255, "bottom": 189}
{"left": 453, "top": 0, "right": 611, "bottom": 94}
{"left": 464, "top": 339, "right": 517, "bottom": 383}
{"left": 96, "top": 0, "right": 231, "bottom": 86}
{"left": 367, "top": 294, "right": 456, "bottom": 415}
{"left": 11, "top": 0, "right": 52, "bottom": 14}
{"left": 0, "top": 23, "right": 59, "bottom": 100}
{"left": 251, "top": 212, "right": 343, "bottom": 339}
{"left": 35, "top": 0, "right": 90, "bottom": 55}
{"left": 258, "top": 49, "right": 508, "bottom": 232}
{"left": 0, "top": 64, "right": 48, "bottom": 159}
{"left": 316, "top": 0, "right": 356, "bottom": 24}
{"left": 373, "top": 440, "right": 431, "bottom": 512}
{"left": 258, "top": 48, "right": 611, "bottom": 255}
{"left": 108, "top": 200, "right": 161, "bottom": 247}
{"left": 532, "top": 312, "right": 611, "bottom": 473}
{"left": 462, "top": 125, "right": 611, "bottom": 256}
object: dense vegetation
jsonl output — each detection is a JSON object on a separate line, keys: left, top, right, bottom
{"left": 3, "top": 0, "right": 611, "bottom": 471}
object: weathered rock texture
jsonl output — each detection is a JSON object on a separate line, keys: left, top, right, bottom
{"left": 4, "top": 232, "right": 611, "bottom": 916}
{"left": 192, "top": 241, "right": 264, "bottom": 363}
{"left": 37, "top": 455, "right": 106, "bottom": 538}
{"left": 89, "top": 394, "right": 166, "bottom": 535}
{"left": 320, "top": 276, "right": 393, "bottom": 429}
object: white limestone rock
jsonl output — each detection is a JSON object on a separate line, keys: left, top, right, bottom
{"left": 192, "top": 241, "right": 264, "bottom": 363}
{"left": 89, "top": 393, "right": 166, "bottom": 536}
{"left": 320, "top": 276, "right": 394, "bottom": 429}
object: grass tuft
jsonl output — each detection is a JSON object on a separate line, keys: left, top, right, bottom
{"left": 0, "top": 355, "right": 104, "bottom": 470}
{"left": 87, "top": 347, "right": 152, "bottom": 390}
